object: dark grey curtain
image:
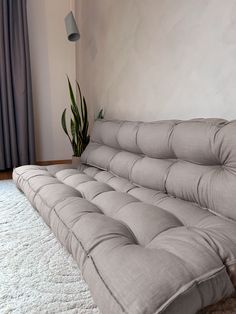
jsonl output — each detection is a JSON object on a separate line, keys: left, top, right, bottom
{"left": 0, "top": 0, "right": 35, "bottom": 170}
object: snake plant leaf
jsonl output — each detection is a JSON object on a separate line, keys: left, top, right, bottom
{"left": 71, "top": 97, "right": 81, "bottom": 127}
{"left": 61, "top": 109, "right": 68, "bottom": 135}
{"left": 70, "top": 118, "right": 76, "bottom": 141}
{"left": 82, "top": 96, "right": 88, "bottom": 135}
{"left": 68, "top": 77, "right": 81, "bottom": 125}
{"left": 77, "top": 134, "right": 83, "bottom": 156}
{"left": 67, "top": 77, "right": 76, "bottom": 108}
{"left": 97, "top": 109, "right": 104, "bottom": 119}
{"left": 71, "top": 105, "right": 80, "bottom": 135}
{"left": 68, "top": 77, "right": 81, "bottom": 128}
{"left": 76, "top": 81, "right": 84, "bottom": 121}
{"left": 61, "top": 108, "right": 72, "bottom": 144}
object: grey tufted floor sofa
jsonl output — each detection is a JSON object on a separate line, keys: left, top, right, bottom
{"left": 13, "top": 119, "right": 236, "bottom": 314}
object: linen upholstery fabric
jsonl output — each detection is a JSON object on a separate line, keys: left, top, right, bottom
{"left": 13, "top": 119, "right": 236, "bottom": 314}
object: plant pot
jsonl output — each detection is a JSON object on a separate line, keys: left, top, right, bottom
{"left": 72, "top": 156, "right": 81, "bottom": 167}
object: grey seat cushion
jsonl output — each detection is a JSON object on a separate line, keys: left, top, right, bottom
{"left": 13, "top": 119, "right": 236, "bottom": 314}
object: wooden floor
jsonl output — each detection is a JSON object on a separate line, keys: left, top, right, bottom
{"left": 0, "top": 170, "right": 12, "bottom": 180}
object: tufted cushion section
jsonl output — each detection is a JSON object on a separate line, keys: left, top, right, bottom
{"left": 13, "top": 119, "right": 236, "bottom": 314}
{"left": 82, "top": 119, "right": 236, "bottom": 221}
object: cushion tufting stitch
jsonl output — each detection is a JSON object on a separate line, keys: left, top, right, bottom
{"left": 13, "top": 119, "right": 236, "bottom": 314}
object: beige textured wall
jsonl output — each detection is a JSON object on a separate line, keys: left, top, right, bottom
{"left": 76, "top": 0, "right": 236, "bottom": 122}
{"left": 27, "top": 0, "right": 76, "bottom": 161}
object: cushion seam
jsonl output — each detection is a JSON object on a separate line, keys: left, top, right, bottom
{"left": 155, "top": 266, "right": 229, "bottom": 314}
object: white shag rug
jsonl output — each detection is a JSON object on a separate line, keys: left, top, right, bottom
{"left": 0, "top": 180, "right": 100, "bottom": 314}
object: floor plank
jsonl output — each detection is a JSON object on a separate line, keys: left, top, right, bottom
{"left": 0, "top": 170, "right": 12, "bottom": 180}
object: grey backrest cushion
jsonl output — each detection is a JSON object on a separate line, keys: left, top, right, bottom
{"left": 81, "top": 119, "right": 236, "bottom": 221}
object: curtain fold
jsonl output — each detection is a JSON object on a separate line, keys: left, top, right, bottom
{"left": 0, "top": 0, "right": 35, "bottom": 170}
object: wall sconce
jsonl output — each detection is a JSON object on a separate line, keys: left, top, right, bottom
{"left": 65, "top": 11, "right": 80, "bottom": 42}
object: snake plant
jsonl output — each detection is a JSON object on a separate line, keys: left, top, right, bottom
{"left": 61, "top": 77, "right": 90, "bottom": 157}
